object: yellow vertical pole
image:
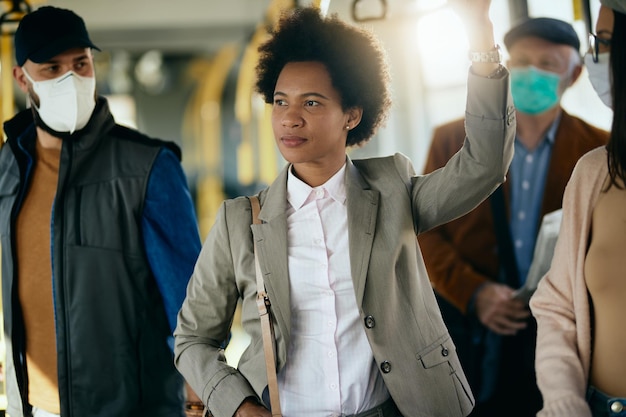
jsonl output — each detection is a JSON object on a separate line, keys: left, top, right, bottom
{"left": 1, "top": 32, "right": 15, "bottom": 145}
{"left": 234, "top": 27, "right": 265, "bottom": 187}
{"left": 234, "top": 0, "right": 296, "bottom": 189}
{"left": 573, "top": 0, "right": 583, "bottom": 21}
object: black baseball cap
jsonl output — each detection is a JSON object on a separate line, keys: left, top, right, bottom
{"left": 14, "top": 6, "right": 100, "bottom": 66}
{"left": 504, "top": 17, "right": 580, "bottom": 52}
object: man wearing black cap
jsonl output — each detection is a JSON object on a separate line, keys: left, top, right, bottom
{"left": 418, "top": 17, "right": 609, "bottom": 417}
{"left": 0, "top": 6, "right": 202, "bottom": 417}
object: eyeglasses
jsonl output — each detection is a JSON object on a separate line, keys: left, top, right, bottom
{"left": 589, "top": 33, "right": 611, "bottom": 63}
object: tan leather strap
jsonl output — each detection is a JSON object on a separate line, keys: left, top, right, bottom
{"left": 249, "top": 196, "right": 282, "bottom": 417}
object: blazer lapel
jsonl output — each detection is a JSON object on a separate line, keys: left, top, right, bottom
{"left": 345, "top": 159, "right": 380, "bottom": 306}
{"left": 250, "top": 166, "right": 291, "bottom": 344}
{"left": 250, "top": 160, "right": 381, "bottom": 341}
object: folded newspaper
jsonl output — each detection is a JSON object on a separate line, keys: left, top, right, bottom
{"left": 513, "top": 209, "right": 563, "bottom": 303}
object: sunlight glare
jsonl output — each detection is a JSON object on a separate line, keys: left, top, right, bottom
{"left": 416, "top": 7, "right": 469, "bottom": 88}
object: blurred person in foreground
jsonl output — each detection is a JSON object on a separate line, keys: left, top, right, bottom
{"left": 418, "top": 15, "right": 608, "bottom": 417}
{"left": 174, "top": 0, "right": 515, "bottom": 416}
{"left": 530, "top": 1, "right": 626, "bottom": 416}
{"left": 0, "top": 6, "right": 202, "bottom": 417}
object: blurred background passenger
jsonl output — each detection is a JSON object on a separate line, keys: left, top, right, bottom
{"left": 0, "top": 6, "right": 201, "bottom": 417}
{"left": 531, "top": 0, "right": 626, "bottom": 416}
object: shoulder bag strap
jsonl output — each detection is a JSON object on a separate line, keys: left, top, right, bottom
{"left": 249, "top": 195, "right": 282, "bottom": 417}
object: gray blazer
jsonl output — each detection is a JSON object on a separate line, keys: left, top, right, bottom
{"left": 174, "top": 71, "right": 515, "bottom": 417}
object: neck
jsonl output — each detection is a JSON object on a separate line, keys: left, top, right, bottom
{"left": 516, "top": 106, "right": 560, "bottom": 150}
{"left": 36, "top": 126, "right": 63, "bottom": 151}
{"left": 291, "top": 157, "right": 346, "bottom": 188}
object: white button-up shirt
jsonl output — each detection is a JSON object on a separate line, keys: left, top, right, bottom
{"left": 277, "top": 164, "right": 389, "bottom": 417}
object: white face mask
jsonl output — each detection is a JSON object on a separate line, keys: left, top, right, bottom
{"left": 584, "top": 51, "right": 612, "bottom": 109}
{"left": 22, "top": 68, "right": 96, "bottom": 134}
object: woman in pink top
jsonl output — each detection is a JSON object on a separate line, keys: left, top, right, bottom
{"left": 530, "top": 1, "right": 626, "bottom": 416}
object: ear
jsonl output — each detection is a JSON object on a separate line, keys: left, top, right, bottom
{"left": 569, "top": 63, "right": 583, "bottom": 85}
{"left": 13, "top": 66, "right": 30, "bottom": 93}
{"left": 346, "top": 107, "right": 363, "bottom": 129}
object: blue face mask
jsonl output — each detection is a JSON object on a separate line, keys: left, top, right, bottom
{"left": 510, "top": 66, "right": 561, "bottom": 115}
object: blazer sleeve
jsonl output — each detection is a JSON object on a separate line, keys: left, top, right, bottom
{"left": 410, "top": 69, "right": 515, "bottom": 233}
{"left": 417, "top": 120, "right": 491, "bottom": 312}
{"left": 174, "top": 201, "right": 257, "bottom": 417}
{"left": 529, "top": 150, "right": 606, "bottom": 417}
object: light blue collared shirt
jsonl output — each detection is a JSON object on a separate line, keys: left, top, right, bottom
{"left": 509, "top": 114, "right": 560, "bottom": 284}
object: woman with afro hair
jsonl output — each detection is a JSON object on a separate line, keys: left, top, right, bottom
{"left": 175, "top": 1, "right": 515, "bottom": 416}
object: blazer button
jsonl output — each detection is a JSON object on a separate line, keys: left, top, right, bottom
{"left": 380, "top": 361, "right": 391, "bottom": 374}
{"left": 364, "top": 315, "right": 375, "bottom": 329}
{"left": 507, "top": 106, "right": 515, "bottom": 126}
{"left": 441, "top": 346, "right": 449, "bottom": 357}
{"left": 611, "top": 401, "right": 624, "bottom": 413}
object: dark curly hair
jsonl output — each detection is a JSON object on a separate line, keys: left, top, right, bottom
{"left": 255, "top": 7, "right": 392, "bottom": 147}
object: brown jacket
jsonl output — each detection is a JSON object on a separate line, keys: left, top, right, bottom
{"left": 418, "top": 110, "right": 608, "bottom": 313}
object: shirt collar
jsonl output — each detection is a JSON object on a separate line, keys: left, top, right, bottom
{"left": 515, "top": 111, "right": 561, "bottom": 150}
{"left": 287, "top": 163, "right": 347, "bottom": 210}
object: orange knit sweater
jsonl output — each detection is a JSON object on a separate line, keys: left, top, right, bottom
{"left": 16, "top": 139, "right": 61, "bottom": 413}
